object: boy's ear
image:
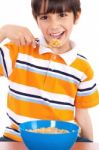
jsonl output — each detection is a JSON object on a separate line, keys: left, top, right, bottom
{"left": 74, "top": 12, "right": 81, "bottom": 24}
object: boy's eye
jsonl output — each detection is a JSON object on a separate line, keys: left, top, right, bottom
{"left": 40, "top": 15, "right": 48, "bottom": 20}
{"left": 59, "top": 13, "right": 67, "bottom": 17}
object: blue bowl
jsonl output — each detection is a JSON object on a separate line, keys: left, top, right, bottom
{"left": 19, "top": 120, "right": 79, "bottom": 150}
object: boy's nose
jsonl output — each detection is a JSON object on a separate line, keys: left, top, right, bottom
{"left": 50, "top": 18, "right": 60, "bottom": 30}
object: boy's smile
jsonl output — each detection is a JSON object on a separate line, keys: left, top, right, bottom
{"left": 37, "top": 11, "right": 80, "bottom": 54}
{"left": 49, "top": 31, "right": 65, "bottom": 39}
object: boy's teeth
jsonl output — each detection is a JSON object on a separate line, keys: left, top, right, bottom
{"left": 50, "top": 32, "right": 63, "bottom": 38}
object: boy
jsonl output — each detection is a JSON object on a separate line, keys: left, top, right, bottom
{"left": 0, "top": 0, "right": 99, "bottom": 142}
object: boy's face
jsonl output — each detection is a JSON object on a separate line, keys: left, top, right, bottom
{"left": 37, "top": 11, "right": 80, "bottom": 54}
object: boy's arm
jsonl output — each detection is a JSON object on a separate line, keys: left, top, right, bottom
{"left": 0, "top": 24, "right": 36, "bottom": 77}
{"left": 75, "top": 108, "right": 93, "bottom": 141}
{"left": 0, "top": 25, "right": 36, "bottom": 47}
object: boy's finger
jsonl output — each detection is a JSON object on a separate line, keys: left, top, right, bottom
{"left": 20, "top": 36, "right": 27, "bottom": 45}
{"left": 25, "top": 29, "right": 34, "bottom": 42}
{"left": 24, "top": 34, "right": 33, "bottom": 45}
{"left": 23, "top": 30, "right": 35, "bottom": 46}
{"left": 32, "top": 39, "right": 37, "bottom": 48}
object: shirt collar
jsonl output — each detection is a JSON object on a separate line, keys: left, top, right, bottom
{"left": 38, "top": 36, "right": 78, "bottom": 65}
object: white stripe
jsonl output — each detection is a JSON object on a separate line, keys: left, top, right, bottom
{"left": 17, "top": 53, "right": 50, "bottom": 68}
{"left": 49, "top": 103, "right": 74, "bottom": 110}
{"left": 0, "top": 45, "right": 12, "bottom": 76}
{"left": 5, "top": 128, "right": 20, "bottom": 137}
{"left": 17, "top": 53, "right": 85, "bottom": 81}
{"left": 9, "top": 81, "right": 74, "bottom": 105}
{"left": 9, "top": 91, "right": 74, "bottom": 110}
{"left": 78, "top": 78, "right": 96, "bottom": 89}
{"left": 77, "top": 86, "right": 97, "bottom": 96}
{"left": 7, "top": 108, "right": 40, "bottom": 123}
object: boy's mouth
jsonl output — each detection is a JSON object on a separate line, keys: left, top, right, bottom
{"left": 50, "top": 31, "right": 65, "bottom": 39}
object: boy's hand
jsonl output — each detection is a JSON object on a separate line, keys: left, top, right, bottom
{"left": 0, "top": 25, "right": 36, "bottom": 48}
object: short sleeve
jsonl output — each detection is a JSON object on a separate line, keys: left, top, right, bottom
{"left": 0, "top": 43, "right": 19, "bottom": 77}
{"left": 75, "top": 62, "right": 99, "bottom": 108}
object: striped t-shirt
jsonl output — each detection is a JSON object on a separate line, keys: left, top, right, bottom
{"left": 0, "top": 40, "right": 99, "bottom": 141}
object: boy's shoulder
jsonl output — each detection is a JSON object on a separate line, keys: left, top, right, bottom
{"left": 76, "top": 52, "right": 89, "bottom": 65}
{"left": 75, "top": 52, "right": 93, "bottom": 73}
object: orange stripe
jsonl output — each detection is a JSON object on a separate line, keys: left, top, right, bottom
{"left": 52, "top": 108, "right": 74, "bottom": 121}
{"left": 9, "top": 68, "right": 76, "bottom": 97}
{"left": 3, "top": 133, "right": 22, "bottom": 142}
{"left": 43, "top": 75, "right": 77, "bottom": 96}
{"left": 9, "top": 68, "right": 45, "bottom": 89}
{"left": 8, "top": 95, "right": 74, "bottom": 121}
{"left": 18, "top": 45, "right": 52, "bottom": 61}
{"left": 0, "top": 65, "right": 4, "bottom": 76}
{"left": 72, "top": 57, "right": 89, "bottom": 71}
{"left": 5, "top": 43, "right": 19, "bottom": 69}
{"left": 75, "top": 90, "right": 99, "bottom": 108}
{"left": 10, "top": 123, "right": 19, "bottom": 131}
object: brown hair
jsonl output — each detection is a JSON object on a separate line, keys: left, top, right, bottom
{"left": 31, "top": 0, "right": 81, "bottom": 20}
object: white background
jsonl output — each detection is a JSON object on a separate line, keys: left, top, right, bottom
{"left": 0, "top": 0, "right": 99, "bottom": 142}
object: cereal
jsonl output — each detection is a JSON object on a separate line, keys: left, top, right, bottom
{"left": 26, "top": 127, "right": 69, "bottom": 134}
{"left": 48, "top": 39, "right": 61, "bottom": 48}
